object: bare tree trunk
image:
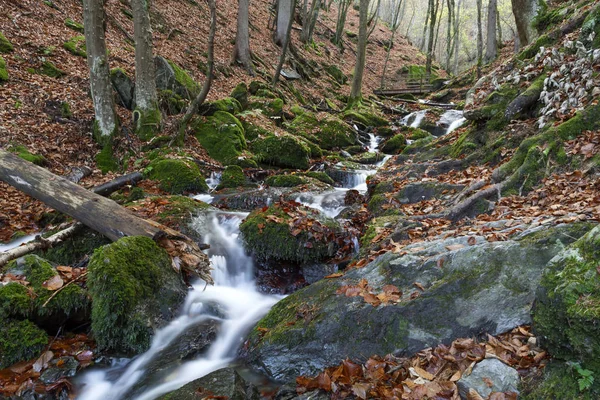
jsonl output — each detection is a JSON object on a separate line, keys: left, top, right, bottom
{"left": 433, "top": 0, "right": 443, "bottom": 56}
{"left": 131, "top": 0, "right": 161, "bottom": 140}
{"left": 334, "top": 0, "right": 351, "bottom": 47}
{"left": 366, "top": 0, "right": 381, "bottom": 39}
{"left": 349, "top": 0, "right": 369, "bottom": 105}
{"left": 476, "top": 0, "right": 483, "bottom": 78}
{"left": 485, "top": 0, "right": 498, "bottom": 62}
{"left": 420, "top": 0, "right": 431, "bottom": 51}
{"left": 406, "top": 2, "right": 415, "bottom": 37}
{"left": 425, "top": 0, "right": 439, "bottom": 78}
{"left": 496, "top": 2, "right": 502, "bottom": 45}
{"left": 177, "top": 0, "right": 216, "bottom": 142}
{"left": 273, "top": 0, "right": 297, "bottom": 86}
{"left": 232, "top": 0, "right": 254, "bottom": 74}
{"left": 511, "top": 0, "right": 540, "bottom": 46}
{"left": 83, "top": 0, "right": 118, "bottom": 144}
{"left": 445, "top": 0, "right": 454, "bottom": 70}
{"left": 300, "top": 0, "right": 321, "bottom": 43}
{"left": 453, "top": 0, "right": 461, "bottom": 74}
{"left": 274, "top": 0, "right": 293, "bottom": 46}
{"left": 381, "top": 0, "right": 403, "bottom": 88}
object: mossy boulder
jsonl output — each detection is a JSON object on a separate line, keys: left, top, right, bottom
{"left": 286, "top": 111, "right": 356, "bottom": 150}
{"left": 9, "top": 145, "right": 47, "bottom": 165}
{"left": 230, "top": 82, "right": 249, "bottom": 109}
{"left": 63, "top": 36, "right": 86, "bottom": 57}
{"left": 35, "top": 61, "right": 66, "bottom": 78}
{"left": 343, "top": 109, "right": 388, "bottom": 128}
{"left": 323, "top": 64, "right": 347, "bottom": 85}
{"left": 158, "top": 89, "right": 186, "bottom": 115}
{"left": 250, "top": 134, "right": 310, "bottom": 170}
{"left": 265, "top": 174, "right": 306, "bottom": 187}
{"left": 0, "top": 319, "right": 48, "bottom": 369}
{"left": 240, "top": 203, "right": 342, "bottom": 264}
{"left": 520, "top": 360, "right": 600, "bottom": 399}
{"left": 302, "top": 171, "right": 334, "bottom": 185}
{"left": 350, "top": 152, "right": 385, "bottom": 164}
{"left": 0, "top": 56, "right": 7, "bottom": 83}
{"left": 534, "top": 225, "right": 600, "bottom": 373}
{"left": 581, "top": 5, "right": 600, "bottom": 48}
{"left": 146, "top": 158, "right": 209, "bottom": 194}
{"left": 36, "top": 227, "right": 110, "bottom": 266}
{"left": 192, "top": 111, "right": 247, "bottom": 165}
{"left": 3, "top": 255, "right": 90, "bottom": 329}
{"left": 111, "top": 68, "right": 135, "bottom": 110}
{"left": 87, "top": 236, "right": 187, "bottom": 354}
{"left": 218, "top": 165, "right": 246, "bottom": 189}
{"left": 0, "top": 31, "right": 14, "bottom": 53}
{"left": 248, "top": 97, "right": 284, "bottom": 117}
{"left": 158, "top": 368, "right": 259, "bottom": 400}
{"left": 154, "top": 56, "right": 200, "bottom": 99}
{"left": 134, "top": 107, "right": 162, "bottom": 141}
{"left": 198, "top": 97, "right": 242, "bottom": 116}
{"left": 381, "top": 134, "right": 407, "bottom": 154}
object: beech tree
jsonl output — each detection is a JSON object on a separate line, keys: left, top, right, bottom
{"left": 511, "top": 0, "right": 540, "bottom": 46}
{"left": 349, "top": 0, "right": 369, "bottom": 105}
{"left": 273, "top": 0, "right": 297, "bottom": 86}
{"left": 485, "top": 0, "right": 498, "bottom": 62}
{"left": 334, "top": 0, "right": 352, "bottom": 47}
{"left": 381, "top": 0, "right": 403, "bottom": 88}
{"left": 425, "top": 0, "right": 439, "bottom": 78}
{"left": 476, "top": 0, "right": 483, "bottom": 78}
{"left": 274, "top": 0, "right": 293, "bottom": 45}
{"left": 300, "top": 0, "right": 322, "bottom": 44}
{"left": 131, "top": 0, "right": 161, "bottom": 139}
{"left": 233, "top": 0, "right": 254, "bottom": 74}
{"left": 82, "top": 0, "right": 118, "bottom": 142}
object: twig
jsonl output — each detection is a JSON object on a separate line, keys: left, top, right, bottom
{"left": 107, "top": 14, "right": 134, "bottom": 44}
{"left": 42, "top": 272, "right": 88, "bottom": 308}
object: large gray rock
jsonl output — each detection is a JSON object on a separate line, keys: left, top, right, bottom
{"left": 110, "top": 68, "right": 135, "bottom": 110}
{"left": 157, "top": 368, "right": 259, "bottom": 400}
{"left": 154, "top": 56, "right": 199, "bottom": 100}
{"left": 396, "top": 182, "right": 464, "bottom": 204}
{"left": 242, "top": 223, "right": 594, "bottom": 382}
{"left": 457, "top": 358, "right": 519, "bottom": 399}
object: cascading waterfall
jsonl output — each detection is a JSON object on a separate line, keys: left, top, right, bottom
{"left": 438, "top": 109, "right": 467, "bottom": 135}
{"left": 76, "top": 212, "right": 280, "bottom": 400}
{"left": 192, "top": 172, "right": 222, "bottom": 204}
{"left": 400, "top": 110, "right": 428, "bottom": 128}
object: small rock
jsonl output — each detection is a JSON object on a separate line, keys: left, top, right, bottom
{"left": 457, "top": 358, "right": 520, "bottom": 399}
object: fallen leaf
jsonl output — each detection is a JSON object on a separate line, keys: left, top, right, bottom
{"left": 43, "top": 275, "right": 63, "bottom": 291}
{"left": 325, "top": 272, "right": 343, "bottom": 279}
{"left": 32, "top": 351, "right": 53, "bottom": 373}
{"left": 445, "top": 244, "right": 465, "bottom": 251}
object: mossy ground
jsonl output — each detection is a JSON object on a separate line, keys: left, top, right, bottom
{"left": 0, "top": 31, "right": 13, "bottom": 53}
{"left": 9, "top": 144, "right": 47, "bottom": 165}
{"left": 381, "top": 134, "right": 406, "bottom": 154}
{"left": 0, "top": 56, "right": 7, "bottom": 82}
{"left": 63, "top": 36, "right": 86, "bottom": 57}
{"left": 87, "top": 236, "right": 184, "bottom": 354}
{"left": 250, "top": 134, "right": 311, "bottom": 170}
{"left": 65, "top": 18, "right": 84, "bottom": 33}
{"left": 286, "top": 111, "right": 356, "bottom": 150}
{"left": 0, "top": 319, "right": 48, "bottom": 369}
{"left": 95, "top": 143, "right": 119, "bottom": 174}
{"left": 146, "top": 158, "right": 208, "bottom": 194}
{"left": 193, "top": 111, "right": 247, "bottom": 165}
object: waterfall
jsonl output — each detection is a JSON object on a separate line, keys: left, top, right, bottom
{"left": 76, "top": 212, "right": 280, "bottom": 400}
{"left": 438, "top": 109, "right": 467, "bottom": 135}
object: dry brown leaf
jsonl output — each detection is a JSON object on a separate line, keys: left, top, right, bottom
{"left": 43, "top": 275, "right": 63, "bottom": 291}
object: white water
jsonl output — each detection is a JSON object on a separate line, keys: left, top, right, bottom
{"left": 77, "top": 212, "right": 280, "bottom": 400}
{"left": 400, "top": 110, "right": 428, "bottom": 128}
{"left": 367, "top": 133, "right": 381, "bottom": 153}
{"left": 439, "top": 110, "right": 467, "bottom": 135}
{"left": 0, "top": 234, "right": 37, "bottom": 253}
{"left": 191, "top": 172, "right": 222, "bottom": 204}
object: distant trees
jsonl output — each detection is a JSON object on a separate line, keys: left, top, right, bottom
{"left": 476, "top": 0, "right": 483, "bottom": 78}
{"left": 233, "top": 0, "right": 254, "bottom": 74}
{"left": 273, "top": 0, "right": 297, "bottom": 85}
{"left": 131, "top": 0, "right": 161, "bottom": 138}
{"left": 425, "top": 0, "right": 439, "bottom": 78}
{"left": 381, "top": 0, "right": 403, "bottom": 88}
{"left": 82, "top": 0, "right": 118, "bottom": 142}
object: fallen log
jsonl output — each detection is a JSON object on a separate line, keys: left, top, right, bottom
{"left": 92, "top": 171, "right": 143, "bottom": 197}
{"left": 0, "top": 150, "right": 212, "bottom": 284}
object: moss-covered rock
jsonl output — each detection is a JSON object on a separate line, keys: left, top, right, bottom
{"left": 580, "top": 5, "right": 600, "bottom": 48}
{"left": 343, "top": 109, "right": 388, "bottom": 127}
{"left": 9, "top": 145, "right": 47, "bottom": 165}
{"left": 155, "top": 56, "right": 200, "bottom": 100}
{"left": 250, "top": 134, "right": 310, "bottom": 170}
{"left": 158, "top": 90, "right": 186, "bottom": 115}
{"left": 0, "top": 56, "right": 7, "bottom": 83}
{"left": 218, "top": 165, "right": 246, "bottom": 189}
{"left": 521, "top": 361, "right": 600, "bottom": 399}
{"left": 534, "top": 225, "right": 600, "bottom": 373}
{"left": 36, "top": 61, "right": 66, "bottom": 78}
{"left": 265, "top": 174, "right": 306, "bottom": 187}
{"left": 0, "top": 31, "right": 14, "bottom": 53}
{"left": 146, "top": 158, "right": 208, "bottom": 194}
{"left": 87, "top": 236, "right": 187, "bottom": 354}
{"left": 240, "top": 203, "right": 341, "bottom": 264}
{"left": 231, "top": 82, "right": 248, "bottom": 109}
{"left": 551, "top": 103, "right": 600, "bottom": 141}
{"left": 0, "top": 319, "right": 48, "bottom": 369}
{"left": 518, "top": 34, "right": 556, "bottom": 61}
{"left": 381, "top": 134, "right": 406, "bottom": 154}
{"left": 192, "top": 111, "right": 247, "bottom": 165}
{"left": 0, "top": 283, "right": 31, "bottom": 319}
{"left": 199, "top": 97, "right": 242, "bottom": 116}
{"left": 323, "top": 64, "right": 347, "bottom": 85}
{"left": 65, "top": 18, "right": 84, "bottom": 33}
{"left": 95, "top": 143, "right": 119, "bottom": 174}
{"left": 63, "top": 36, "right": 87, "bottom": 57}
{"left": 37, "top": 227, "right": 110, "bottom": 266}
{"left": 302, "top": 171, "right": 334, "bottom": 185}
{"left": 285, "top": 111, "right": 356, "bottom": 150}
{"left": 157, "top": 368, "right": 259, "bottom": 400}
{"left": 350, "top": 151, "right": 385, "bottom": 164}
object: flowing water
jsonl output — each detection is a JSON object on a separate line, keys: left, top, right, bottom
{"left": 76, "top": 212, "right": 280, "bottom": 400}
{"left": 0, "top": 234, "right": 37, "bottom": 252}
{"left": 438, "top": 109, "right": 467, "bottom": 135}
{"left": 192, "top": 172, "right": 222, "bottom": 204}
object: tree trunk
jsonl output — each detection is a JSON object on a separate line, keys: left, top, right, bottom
{"left": 300, "top": 0, "right": 321, "bottom": 43}
{"left": 349, "top": 0, "right": 369, "bottom": 105}
{"left": 496, "top": 2, "right": 502, "bottom": 45}
{"left": 0, "top": 150, "right": 213, "bottom": 283}
{"left": 334, "top": 0, "right": 351, "bottom": 47}
{"left": 425, "top": 0, "right": 438, "bottom": 78}
{"left": 233, "top": 0, "right": 254, "bottom": 74}
{"left": 445, "top": 0, "right": 454, "bottom": 70}
{"left": 453, "top": 0, "right": 461, "bottom": 74}
{"left": 131, "top": 0, "right": 161, "bottom": 139}
{"left": 476, "top": 0, "right": 483, "bottom": 78}
{"left": 380, "top": 0, "right": 403, "bottom": 88}
{"left": 274, "top": 0, "right": 293, "bottom": 46}
{"left": 420, "top": 0, "right": 431, "bottom": 51}
{"left": 273, "top": 0, "right": 297, "bottom": 86}
{"left": 485, "top": 0, "right": 498, "bottom": 62}
{"left": 82, "top": 0, "right": 118, "bottom": 143}
{"left": 511, "top": 0, "right": 540, "bottom": 46}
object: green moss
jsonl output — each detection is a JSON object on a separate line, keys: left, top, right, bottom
{"left": 534, "top": 225, "right": 600, "bottom": 370}
{"left": 87, "top": 236, "right": 183, "bottom": 353}
{"left": 367, "top": 194, "right": 388, "bottom": 215}
{"left": 199, "top": 97, "right": 242, "bottom": 116}
{"left": 351, "top": 152, "right": 385, "bottom": 164}
{"left": 240, "top": 204, "right": 340, "bottom": 264}
{"left": 65, "top": 18, "right": 84, "bottom": 33}
{"left": 230, "top": 82, "right": 248, "bottom": 109}
{"left": 285, "top": 111, "right": 356, "bottom": 150}
{"left": 96, "top": 144, "right": 119, "bottom": 174}
{"left": 408, "top": 128, "right": 432, "bottom": 140}
{"left": 218, "top": 165, "right": 246, "bottom": 189}
{"left": 521, "top": 361, "right": 599, "bottom": 400}
{"left": 63, "top": 36, "right": 87, "bottom": 57}
{"left": 9, "top": 145, "right": 47, "bottom": 165}
{"left": 248, "top": 80, "right": 269, "bottom": 95}
{"left": 0, "top": 283, "right": 31, "bottom": 319}
{"left": 265, "top": 174, "right": 306, "bottom": 187}
{"left": 360, "top": 215, "right": 401, "bottom": 247}
{"left": 552, "top": 104, "right": 600, "bottom": 141}
{"left": 35, "top": 61, "right": 66, "bottom": 78}
{"left": 61, "top": 101, "right": 72, "bottom": 118}
{"left": 250, "top": 134, "right": 310, "bottom": 169}
{"left": 134, "top": 106, "right": 162, "bottom": 141}
{"left": 381, "top": 134, "right": 406, "bottom": 154}
{"left": 158, "top": 90, "right": 187, "bottom": 115}
{"left": 518, "top": 34, "right": 555, "bottom": 60}
{"left": 302, "top": 171, "right": 334, "bottom": 185}
{"left": 166, "top": 59, "right": 200, "bottom": 98}
{"left": 146, "top": 158, "right": 208, "bottom": 194}
{"left": 581, "top": 5, "right": 600, "bottom": 47}
{"left": 0, "top": 31, "right": 13, "bottom": 53}
{"left": 231, "top": 157, "right": 258, "bottom": 168}
{"left": 37, "top": 227, "right": 110, "bottom": 266}
{"left": 192, "top": 111, "right": 246, "bottom": 165}
{"left": 324, "top": 64, "right": 347, "bottom": 84}
{"left": 0, "top": 319, "right": 48, "bottom": 369}
{"left": 0, "top": 56, "right": 7, "bottom": 82}
{"left": 343, "top": 109, "right": 388, "bottom": 127}
{"left": 249, "top": 97, "right": 284, "bottom": 117}
{"left": 401, "top": 64, "right": 438, "bottom": 84}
